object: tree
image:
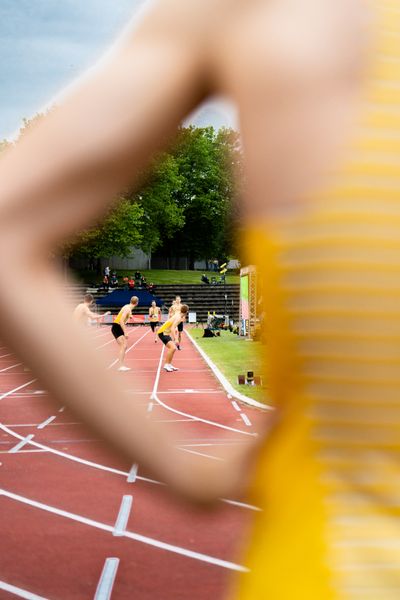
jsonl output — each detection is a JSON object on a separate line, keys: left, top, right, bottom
{"left": 129, "top": 152, "right": 185, "bottom": 256}
{"left": 161, "top": 126, "right": 242, "bottom": 269}
{"left": 64, "top": 197, "right": 144, "bottom": 271}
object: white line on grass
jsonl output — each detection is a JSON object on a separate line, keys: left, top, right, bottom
{"left": 94, "top": 558, "right": 120, "bottom": 600}
{"left": 1, "top": 488, "right": 248, "bottom": 572}
{"left": 184, "top": 330, "right": 272, "bottom": 411}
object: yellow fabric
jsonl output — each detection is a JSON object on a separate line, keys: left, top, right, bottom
{"left": 237, "top": 4, "right": 400, "bottom": 599}
{"left": 149, "top": 307, "right": 160, "bottom": 322}
{"left": 114, "top": 305, "right": 130, "bottom": 325}
{"left": 158, "top": 317, "right": 173, "bottom": 335}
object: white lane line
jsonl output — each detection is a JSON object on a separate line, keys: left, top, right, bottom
{"left": 113, "top": 495, "right": 133, "bottom": 536}
{"left": 0, "top": 353, "right": 12, "bottom": 359}
{"left": 185, "top": 330, "right": 272, "bottom": 410}
{"left": 154, "top": 395, "right": 255, "bottom": 437}
{"left": 58, "top": 407, "right": 65, "bottom": 412}
{"left": 150, "top": 348, "right": 254, "bottom": 437}
{"left": 0, "top": 579, "right": 49, "bottom": 600}
{"left": 0, "top": 372, "right": 261, "bottom": 512}
{"left": 9, "top": 435, "right": 35, "bottom": 453}
{"left": 159, "top": 390, "right": 224, "bottom": 395}
{"left": 107, "top": 329, "right": 150, "bottom": 369}
{"left": 0, "top": 420, "right": 161, "bottom": 486}
{"left": 95, "top": 339, "right": 114, "bottom": 350}
{"left": 221, "top": 498, "right": 263, "bottom": 512}
{"left": 1, "top": 488, "right": 248, "bottom": 572}
{"left": 176, "top": 447, "right": 223, "bottom": 461}
{"left": 0, "top": 379, "right": 36, "bottom": 402}
{"left": 0, "top": 362, "right": 22, "bottom": 373}
{"left": 37, "top": 416, "right": 56, "bottom": 430}
{"left": 6, "top": 422, "right": 81, "bottom": 428}
{"left": 231, "top": 401, "right": 241, "bottom": 412}
{"left": 154, "top": 418, "right": 194, "bottom": 423}
{"left": 94, "top": 558, "right": 120, "bottom": 600}
{"left": 150, "top": 343, "right": 164, "bottom": 402}
{"left": 240, "top": 413, "right": 252, "bottom": 427}
{"left": 127, "top": 463, "right": 138, "bottom": 483}
{"left": 0, "top": 449, "right": 47, "bottom": 455}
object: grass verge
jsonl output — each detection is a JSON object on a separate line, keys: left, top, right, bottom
{"left": 72, "top": 269, "right": 239, "bottom": 286}
{"left": 187, "top": 327, "right": 271, "bottom": 406}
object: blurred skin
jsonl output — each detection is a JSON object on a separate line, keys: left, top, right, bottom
{"left": 0, "top": 0, "right": 368, "bottom": 501}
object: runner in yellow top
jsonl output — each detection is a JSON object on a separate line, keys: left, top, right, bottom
{"left": 111, "top": 296, "right": 138, "bottom": 371}
{"left": 158, "top": 304, "right": 188, "bottom": 372}
{"left": 168, "top": 295, "right": 183, "bottom": 349}
{"left": 148, "top": 300, "right": 161, "bottom": 343}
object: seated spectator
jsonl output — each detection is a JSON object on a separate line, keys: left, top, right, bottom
{"left": 102, "top": 274, "right": 109, "bottom": 291}
{"left": 211, "top": 276, "right": 217, "bottom": 285}
{"left": 110, "top": 272, "right": 118, "bottom": 287}
{"left": 201, "top": 274, "right": 210, "bottom": 285}
{"left": 134, "top": 271, "right": 141, "bottom": 280}
{"left": 122, "top": 276, "right": 129, "bottom": 290}
{"left": 148, "top": 282, "right": 155, "bottom": 293}
{"left": 128, "top": 276, "right": 135, "bottom": 289}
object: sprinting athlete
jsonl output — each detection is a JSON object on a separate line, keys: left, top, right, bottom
{"left": 168, "top": 295, "right": 183, "bottom": 349}
{"left": 148, "top": 300, "right": 161, "bottom": 342}
{"left": 111, "top": 296, "right": 138, "bottom": 371}
{"left": 158, "top": 304, "right": 188, "bottom": 371}
{"left": 73, "top": 294, "right": 110, "bottom": 326}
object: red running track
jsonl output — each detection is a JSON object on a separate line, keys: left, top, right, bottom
{"left": 0, "top": 326, "right": 268, "bottom": 600}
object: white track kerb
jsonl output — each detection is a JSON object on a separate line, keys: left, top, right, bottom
{"left": 184, "top": 330, "right": 273, "bottom": 411}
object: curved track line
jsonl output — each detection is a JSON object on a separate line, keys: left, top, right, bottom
{"left": 1, "top": 489, "right": 248, "bottom": 573}
{"left": 150, "top": 345, "right": 257, "bottom": 437}
{"left": 0, "top": 419, "right": 161, "bottom": 485}
{"left": 0, "top": 335, "right": 261, "bottom": 510}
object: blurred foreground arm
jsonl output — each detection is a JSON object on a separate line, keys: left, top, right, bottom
{"left": 0, "top": 0, "right": 258, "bottom": 502}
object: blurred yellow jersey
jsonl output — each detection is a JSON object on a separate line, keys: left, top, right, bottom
{"left": 238, "top": 3, "right": 400, "bottom": 599}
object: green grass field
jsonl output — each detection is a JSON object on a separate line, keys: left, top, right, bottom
{"left": 188, "top": 327, "right": 271, "bottom": 406}
{"left": 72, "top": 268, "right": 239, "bottom": 285}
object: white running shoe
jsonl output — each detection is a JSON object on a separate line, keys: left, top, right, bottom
{"left": 169, "top": 365, "right": 179, "bottom": 371}
{"left": 164, "top": 364, "right": 174, "bottom": 372}
{"left": 118, "top": 366, "right": 131, "bottom": 371}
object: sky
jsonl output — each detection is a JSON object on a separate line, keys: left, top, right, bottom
{"left": 0, "top": 0, "right": 237, "bottom": 140}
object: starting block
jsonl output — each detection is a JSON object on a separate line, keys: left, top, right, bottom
{"left": 237, "top": 371, "right": 262, "bottom": 386}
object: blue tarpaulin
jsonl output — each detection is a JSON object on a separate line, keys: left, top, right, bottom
{"left": 96, "top": 289, "right": 164, "bottom": 307}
